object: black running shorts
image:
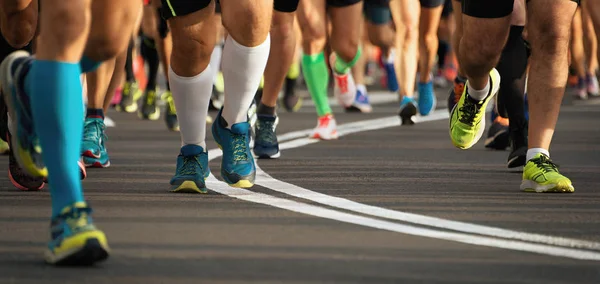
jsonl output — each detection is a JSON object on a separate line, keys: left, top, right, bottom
{"left": 462, "top": 0, "right": 580, "bottom": 19}
{"left": 162, "top": 0, "right": 300, "bottom": 19}
{"left": 441, "top": 0, "right": 453, "bottom": 17}
{"left": 420, "top": 0, "right": 444, "bottom": 8}
{"left": 364, "top": 0, "right": 391, "bottom": 25}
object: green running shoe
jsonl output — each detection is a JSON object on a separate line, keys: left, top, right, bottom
{"left": 449, "top": 68, "right": 501, "bottom": 149}
{"left": 521, "top": 153, "right": 574, "bottom": 193}
{"left": 139, "top": 89, "right": 160, "bottom": 120}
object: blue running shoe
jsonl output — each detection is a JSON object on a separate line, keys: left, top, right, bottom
{"left": 399, "top": 96, "right": 418, "bottom": 125}
{"left": 345, "top": 85, "right": 373, "bottom": 113}
{"left": 380, "top": 51, "right": 399, "bottom": 92}
{"left": 0, "top": 51, "right": 46, "bottom": 177}
{"left": 417, "top": 80, "right": 436, "bottom": 116}
{"left": 170, "top": 144, "right": 210, "bottom": 193}
{"left": 212, "top": 110, "right": 255, "bottom": 188}
{"left": 254, "top": 114, "right": 280, "bottom": 159}
{"left": 81, "top": 118, "right": 110, "bottom": 168}
{"left": 45, "top": 202, "right": 109, "bottom": 266}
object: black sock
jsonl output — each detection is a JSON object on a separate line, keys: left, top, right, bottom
{"left": 125, "top": 39, "right": 135, "bottom": 82}
{"left": 86, "top": 108, "right": 105, "bottom": 120}
{"left": 141, "top": 36, "right": 159, "bottom": 91}
{"left": 257, "top": 103, "right": 276, "bottom": 116}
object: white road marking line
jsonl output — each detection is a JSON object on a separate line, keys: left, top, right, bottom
{"left": 206, "top": 109, "right": 600, "bottom": 259}
{"left": 206, "top": 175, "right": 600, "bottom": 261}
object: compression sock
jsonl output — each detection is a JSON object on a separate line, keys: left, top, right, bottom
{"left": 302, "top": 52, "right": 331, "bottom": 117}
{"left": 25, "top": 60, "right": 85, "bottom": 217}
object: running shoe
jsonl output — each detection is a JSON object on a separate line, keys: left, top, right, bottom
{"left": 162, "top": 91, "right": 179, "bottom": 131}
{"left": 484, "top": 116, "right": 510, "bottom": 150}
{"left": 310, "top": 114, "right": 338, "bottom": 140}
{"left": 7, "top": 132, "right": 44, "bottom": 191}
{"left": 212, "top": 110, "right": 255, "bottom": 188}
{"left": 345, "top": 85, "right": 372, "bottom": 113}
{"left": 586, "top": 73, "right": 599, "bottom": 97}
{"left": 521, "top": 153, "right": 574, "bottom": 193}
{"left": 253, "top": 114, "right": 280, "bottom": 159}
{"left": 434, "top": 69, "right": 448, "bottom": 88}
{"left": 399, "top": 96, "right": 418, "bottom": 126}
{"left": 209, "top": 72, "right": 224, "bottom": 111}
{"left": 449, "top": 68, "right": 501, "bottom": 149}
{"left": 417, "top": 80, "right": 436, "bottom": 116}
{"left": 170, "top": 144, "right": 210, "bottom": 193}
{"left": 330, "top": 56, "right": 356, "bottom": 108}
{"left": 45, "top": 202, "right": 110, "bottom": 265}
{"left": 447, "top": 77, "right": 466, "bottom": 113}
{"left": 117, "top": 81, "right": 142, "bottom": 113}
{"left": 380, "top": 50, "right": 399, "bottom": 92}
{"left": 139, "top": 89, "right": 160, "bottom": 120}
{"left": 0, "top": 51, "right": 46, "bottom": 177}
{"left": 574, "top": 77, "right": 587, "bottom": 100}
{"left": 282, "top": 77, "right": 302, "bottom": 112}
{"left": 507, "top": 123, "right": 528, "bottom": 168}
{"left": 81, "top": 118, "right": 110, "bottom": 168}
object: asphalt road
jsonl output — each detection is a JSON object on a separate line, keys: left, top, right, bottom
{"left": 0, "top": 89, "right": 599, "bottom": 284}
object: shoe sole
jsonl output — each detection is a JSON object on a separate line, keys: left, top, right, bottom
{"left": 399, "top": 103, "right": 417, "bottom": 126}
{"left": 0, "top": 51, "right": 48, "bottom": 178}
{"left": 255, "top": 151, "right": 281, "bottom": 159}
{"left": 520, "top": 179, "right": 575, "bottom": 193}
{"left": 82, "top": 150, "right": 101, "bottom": 159}
{"left": 171, "top": 180, "right": 208, "bottom": 194}
{"left": 85, "top": 160, "right": 111, "bottom": 168}
{"left": 45, "top": 231, "right": 110, "bottom": 266}
{"left": 484, "top": 130, "right": 510, "bottom": 150}
{"left": 8, "top": 168, "right": 44, "bottom": 191}
{"left": 450, "top": 69, "right": 501, "bottom": 150}
{"left": 138, "top": 108, "right": 160, "bottom": 121}
{"left": 311, "top": 131, "right": 339, "bottom": 140}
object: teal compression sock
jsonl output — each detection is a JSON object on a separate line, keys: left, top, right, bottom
{"left": 25, "top": 60, "right": 85, "bottom": 217}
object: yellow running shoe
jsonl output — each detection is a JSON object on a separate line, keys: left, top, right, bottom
{"left": 521, "top": 153, "right": 574, "bottom": 193}
{"left": 0, "top": 139, "right": 8, "bottom": 154}
{"left": 45, "top": 202, "right": 110, "bottom": 265}
{"left": 449, "top": 68, "right": 501, "bottom": 149}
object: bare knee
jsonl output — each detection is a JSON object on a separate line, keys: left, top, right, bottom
{"left": 420, "top": 30, "right": 438, "bottom": 53}
{"left": 86, "top": 2, "right": 140, "bottom": 61}
{"left": 529, "top": 22, "right": 571, "bottom": 58}
{"left": 330, "top": 33, "right": 359, "bottom": 62}
{"left": 40, "top": 3, "right": 89, "bottom": 48}
{"left": 170, "top": 22, "right": 214, "bottom": 76}
{"left": 300, "top": 24, "right": 326, "bottom": 54}
{"left": 0, "top": 0, "right": 37, "bottom": 48}
{"left": 221, "top": 0, "right": 272, "bottom": 46}
{"left": 271, "top": 12, "right": 295, "bottom": 45}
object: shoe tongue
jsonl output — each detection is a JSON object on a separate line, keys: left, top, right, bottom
{"left": 181, "top": 144, "right": 204, "bottom": 156}
{"left": 230, "top": 122, "right": 250, "bottom": 134}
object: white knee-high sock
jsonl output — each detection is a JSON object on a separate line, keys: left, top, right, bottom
{"left": 169, "top": 65, "right": 213, "bottom": 149}
{"left": 209, "top": 44, "right": 223, "bottom": 84}
{"left": 221, "top": 34, "right": 271, "bottom": 126}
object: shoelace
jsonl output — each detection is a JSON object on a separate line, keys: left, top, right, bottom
{"left": 458, "top": 98, "right": 479, "bottom": 126}
{"left": 257, "top": 120, "right": 277, "bottom": 144}
{"left": 162, "top": 92, "right": 177, "bottom": 115}
{"left": 531, "top": 155, "right": 559, "bottom": 173}
{"left": 179, "top": 156, "right": 203, "bottom": 176}
{"left": 52, "top": 206, "right": 93, "bottom": 238}
{"left": 83, "top": 120, "right": 105, "bottom": 144}
{"left": 145, "top": 91, "right": 156, "bottom": 106}
{"left": 336, "top": 75, "right": 349, "bottom": 94}
{"left": 318, "top": 116, "right": 331, "bottom": 128}
{"left": 232, "top": 133, "right": 248, "bottom": 162}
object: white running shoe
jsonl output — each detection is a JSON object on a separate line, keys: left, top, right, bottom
{"left": 330, "top": 55, "right": 356, "bottom": 108}
{"left": 310, "top": 114, "right": 338, "bottom": 140}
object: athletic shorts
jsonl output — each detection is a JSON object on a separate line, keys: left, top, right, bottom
{"left": 162, "top": 0, "right": 300, "bottom": 19}
{"left": 462, "top": 0, "right": 580, "bottom": 19}
{"left": 420, "top": 0, "right": 444, "bottom": 8}
{"left": 364, "top": 0, "right": 391, "bottom": 25}
{"left": 441, "top": 0, "right": 453, "bottom": 17}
